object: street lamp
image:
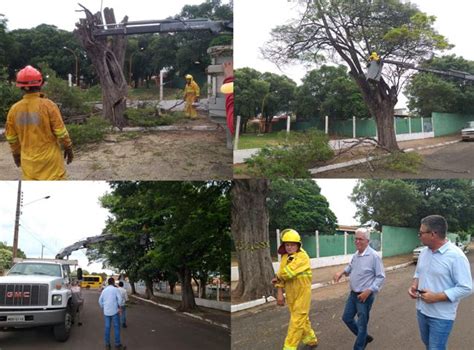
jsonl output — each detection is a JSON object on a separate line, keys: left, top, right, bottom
{"left": 63, "top": 46, "right": 79, "bottom": 87}
{"left": 12, "top": 180, "right": 51, "bottom": 260}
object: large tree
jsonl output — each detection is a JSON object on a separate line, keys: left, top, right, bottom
{"left": 351, "top": 179, "right": 474, "bottom": 231}
{"left": 268, "top": 179, "right": 337, "bottom": 234}
{"left": 94, "top": 181, "right": 231, "bottom": 311}
{"left": 264, "top": 0, "right": 451, "bottom": 150}
{"left": 405, "top": 55, "right": 474, "bottom": 117}
{"left": 296, "top": 65, "right": 369, "bottom": 121}
{"left": 232, "top": 180, "right": 275, "bottom": 302}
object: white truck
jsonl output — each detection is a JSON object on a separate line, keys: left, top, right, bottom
{"left": 0, "top": 258, "right": 81, "bottom": 342}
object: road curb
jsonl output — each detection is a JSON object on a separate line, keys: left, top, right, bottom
{"left": 310, "top": 139, "right": 460, "bottom": 174}
{"left": 130, "top": 294, "right": 229, "bottom": 330}
{"left": 231, "top": 261, "right": 414, "bottom": 313}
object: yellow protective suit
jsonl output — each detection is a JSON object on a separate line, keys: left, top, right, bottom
{"left": 5, "top": 92, "right": 72, "bottom": 180}
{"left": 276, "top": 248, "right": 318, "bottom": 350}
{"left": 183, "top": 76, "right": 200, "bottom": 118}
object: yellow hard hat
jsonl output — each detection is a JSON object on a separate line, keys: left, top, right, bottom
{"left": 278, "top": 229, "right": 302, "bottom": 254}
{"left": 185, "top": 74, "right": 193, "bottom": 79}
{"left": 220, "top": 82, "right": 233, "bottom": 94}
{"left": 281, "top": 228, "right": 301, "bottom": 243}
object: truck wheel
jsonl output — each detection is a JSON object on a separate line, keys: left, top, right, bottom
{"left": 53, "top": 307, "right": 73, "bottom": 342}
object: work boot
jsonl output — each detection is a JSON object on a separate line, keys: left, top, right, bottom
{"left": 115, "top": 345, "right": 127, "bottom": 350}
{"left": 303, "top": 340, "right": 319, "bottom": 349}
{"left": 122, "top": 323, "right": 127, "bottom": 328}
{"left": 105, "top": 345, "right": 111, "bottom": 350}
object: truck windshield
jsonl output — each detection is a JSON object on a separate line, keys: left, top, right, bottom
{"left": 8, "top": 263, "right": 62, "bottom": 277}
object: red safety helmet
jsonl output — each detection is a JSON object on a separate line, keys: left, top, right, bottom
{"left": 16, "top": 65, "right": 43, "bottom": 87}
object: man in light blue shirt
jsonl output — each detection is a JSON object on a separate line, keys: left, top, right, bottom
{"left": 99, "top": 277, "right": 126, "bottom": 350}
{"left": 408, "top": 215, "right": 472, "bottom": 350}
{"left": 334, "top": 228, "right": 385, "bottom": 350}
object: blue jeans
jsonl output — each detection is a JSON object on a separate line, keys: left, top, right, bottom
{"left": 417, "top": 310, "right": 454, "bottom": 350}
{"left": 121, "top": 305, "right": 127, "bottom": 326}
{"left": 342, "top": 291, "right": 375, "bottom": 350}
{"left": 104, "top": 313, "right": 121, "bottom": 346}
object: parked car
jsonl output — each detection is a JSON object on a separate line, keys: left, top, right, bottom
{"left": 413, "top": 241, "right": 469, "bottom": 262}
{"left": 461, "top": 121, "right": 474, "bottom": 141}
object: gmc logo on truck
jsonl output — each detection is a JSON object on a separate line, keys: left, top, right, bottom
{"left": 6, "top": 291, "right": 30, "bottom": 298}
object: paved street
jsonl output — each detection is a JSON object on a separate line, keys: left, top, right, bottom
{"left": 0, "top": 289, "right": 230, "bottom": 350}
{"left": 232, "top": 251, "right": 474, "bottom": 349}
{"left": 316, "top": 141, "right": 474, "bottom": 178}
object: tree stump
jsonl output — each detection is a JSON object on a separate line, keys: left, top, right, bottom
{"left": 75, "top": 4, "right": 128, "bottom": 128}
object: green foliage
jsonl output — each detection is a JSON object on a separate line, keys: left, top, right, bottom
{"left": 209, "top": 34, "right": 233, "bottom": 47}
{"left": 0, "top": 242, "right": 26, "bottom": 274}
{"left": 381, "top": 151, "right": 423, "bottom": 174}
{"left": 245, "top": 129, "right": 334, "bottom": 179}
{"left": 405, "top": 55, "right": 474, "bottom": 117}
{"left": 66, "top": 116, "right": 110, "bottom": 146}
{"left": 90, "top": 181, "right": 231, "bottom": 307}
{"left": 125, "top": 107, "right": 183, "bottom": 127}
{"left": 39, "top": 64, "right": 91, "bottom": 116}
{"left": 235, "top": 67, "right": 269, "bottom": 119}
{"left": 351, "top": 179, "right": 474, "bottom": 231}
{"left": 296, "top": 65, "right": 370, "bottom": 120}
{"left": 268, "top": 179, "right": 338, "bottom": 234}
{"left": 0, "top": 66, "right": 22, "bottom": 124}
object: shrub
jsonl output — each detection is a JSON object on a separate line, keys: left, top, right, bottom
{"left": 245, "top": 129, "right": 334, "bottom": 178}
{"left": 0, "top": 66, "right": 22, "bottom": 125}
{"left": 125, "top": 107, "right": 184, "bottom": 127}
{"left": 67, "top": 116, "right": 111, "bottom": 147}
{"left": 381, "top": 151, "right": 422, "bottom": 174}
{"left": 39, "top": 64, "right": 91, "bottom": 117}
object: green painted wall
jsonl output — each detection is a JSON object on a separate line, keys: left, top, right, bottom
{"left": 432, "top": 112, "right": 474, "bottom": 137}
{"left": 356, "top": 119, "right": 377, "bottom": 137}
{"left": 396, "top": 118, "right": 410, "bottom": 134}
{"left": 382, "top": 225, "right": 420, "bottom": 257}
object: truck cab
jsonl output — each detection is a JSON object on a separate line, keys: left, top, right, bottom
{"left": 0, "top": 258, "right": 80, "bottom": 342}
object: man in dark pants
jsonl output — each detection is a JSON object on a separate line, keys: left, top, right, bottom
{"left": 334, "top": 228, "right": 385, "bottom": 349}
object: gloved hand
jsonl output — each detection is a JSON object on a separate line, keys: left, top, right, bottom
{"left": 13, "top": 153, "right": 21, "bottom": 167}
{"left": 64, "top": 146, "right": 74, "bottom": 164}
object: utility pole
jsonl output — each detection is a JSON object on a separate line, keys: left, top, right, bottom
{"left": 12, "top": 180, "right": 22, "bottom": 260}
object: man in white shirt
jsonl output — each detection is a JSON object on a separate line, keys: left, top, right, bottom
{"left": 118, "top": 281, "right": 129, "bottom": 328}
{"left": 99, "top": 277, "right": 126, "bottom": 350}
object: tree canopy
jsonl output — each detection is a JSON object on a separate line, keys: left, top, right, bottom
{"left": 351, "top": 179, "right": 474, "bottom": 232}
{"left": 263, "top": 0, "right": 451, "bottom": 150}
{"left": 88, "top": 181, "right": 231, "bottom": 311}
{"left": 268, "top": 179, "right": 337, "bottom": 234}
{"left": 0, "top": 242, "right": 26, "bottom": 274}
{"left": 405, "top": 55, "right": 474, "bottom": 117}
{"left": 296, "top": 65, "right": 369, "bottom": 120}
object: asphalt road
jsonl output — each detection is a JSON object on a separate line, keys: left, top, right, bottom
{"left": 231, "top": 251, "right": 474, "bottom": 350}
{"left": 0, "top": 289, "right": 230, "bottom": 350}
{"left": 316, "top": 141, "right": 474, "bottom": 179}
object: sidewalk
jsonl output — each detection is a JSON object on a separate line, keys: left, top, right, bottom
{"left": 233, "top": 135, "right": 460, "bottom": 165}
{"left": 231, "top": 253, "right": 414, "bottom": 310}
{"left": 131, "top": 292, "right": 230, "bottom": 329}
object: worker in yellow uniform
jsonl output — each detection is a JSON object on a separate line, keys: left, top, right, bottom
{"left": 183, "top": 74, "right": 200, "bottom": 119}
{"left": 272, "top": 229, "right": 318, "bottom": 350}
{"left": 5, "top": 65, "right": 74, "bottom": 180}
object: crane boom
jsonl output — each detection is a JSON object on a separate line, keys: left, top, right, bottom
{"left": 93, "top": 19, "right": 233, "bottom": 37}
{"left": 55, "top": 233, "right": 115, "bottom": 259}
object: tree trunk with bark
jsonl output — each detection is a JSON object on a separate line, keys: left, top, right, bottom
{"left": 144, "top": 278, "right": 154, "bottom": 299}
{"left": 231, "top": 179, "right": 275, "bottom": 302}
{"left": 178, "top": 266, "right": 197, "bottom": 311}
{"left": 353, "top": 72, "right": 399, "bottom": 151}
{"left": 75, "top": 5, "right": 128, "bottom": 128}
{"left": 130, "top": 278, "right": 137, "bottom": 295}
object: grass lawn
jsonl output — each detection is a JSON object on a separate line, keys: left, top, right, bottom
{"left": 237, "top": 132, "right": 293, "bottom": 149}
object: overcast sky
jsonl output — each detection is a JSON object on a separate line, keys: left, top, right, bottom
{"left": 1, "top": 0, "right": 228, "bottom": 31}
{"left": 315, "top": 179, "right": 359, "bottom": 226}
{"left": 0, "top": 181, "right": 113, "bottom": 274}
{"left": 235, "top": 0, "right": 474, "bottom": 108}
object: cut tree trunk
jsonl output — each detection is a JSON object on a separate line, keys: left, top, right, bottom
{"left": 144, "top": 279, "right": 154, "bottom": 299}
{"left": 231, "top": 179, "right": 275, "bottom": 302}
{"left": 178, "top": 266, "right": 197, "bottom": 311}
{"left": 75, "top": 5, "right": 128, "bottom": 128}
